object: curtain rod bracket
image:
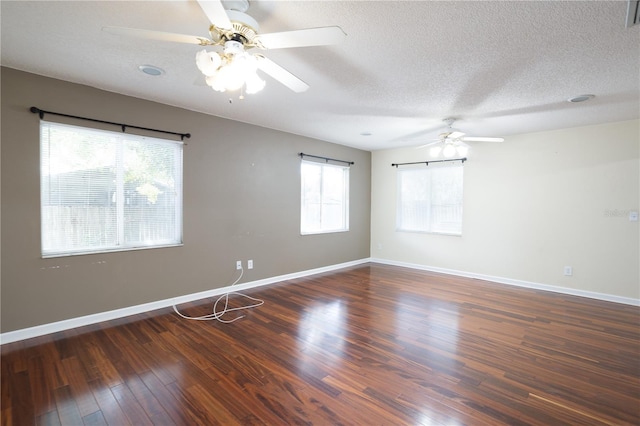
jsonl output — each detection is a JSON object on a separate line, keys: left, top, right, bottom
{"left": 30, "top": 106, "right": 44, "bottom": 119}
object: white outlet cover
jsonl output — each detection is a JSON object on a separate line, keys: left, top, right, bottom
{"left": 629, "top": 211, "right": 638, "bottom": 222}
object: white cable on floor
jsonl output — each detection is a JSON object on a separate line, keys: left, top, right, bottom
{"left": 172, "top": 266, "right": 264, "bottom": 323}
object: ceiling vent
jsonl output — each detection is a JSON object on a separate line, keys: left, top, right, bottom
{"left": 626, "top": 0, "right": 640, "bottom": 27}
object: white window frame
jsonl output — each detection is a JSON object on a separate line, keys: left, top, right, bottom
{"left": 300, "top": 159, "right": 350, "bottom": 235}
{"left": 396, "top": 162, "right": 464, "bottom": 236}
{"left": 40, "top": 121, "right": 183, "bottom": 257}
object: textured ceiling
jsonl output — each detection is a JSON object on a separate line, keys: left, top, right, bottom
{"left": 2, "top": 0, "right": 639, "bottom": 150}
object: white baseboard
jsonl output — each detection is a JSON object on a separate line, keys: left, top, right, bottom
{"left": 3, "top": 257, "right": 637, "bottom": 345}
{"left": 370, "top": 258, "right": 640, "bottom": 307}
{"left": 0, "top": 258, "right": 370, "bottom": 345}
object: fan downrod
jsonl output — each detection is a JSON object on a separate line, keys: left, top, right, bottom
{"left": 443, "top": 117, "right": 458, "bottom": 127}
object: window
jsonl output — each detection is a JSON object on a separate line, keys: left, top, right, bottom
{"left": 396, "top": 162, "right": 463, "bottom": 235}
{"left": 40, "top": 121, "right": 183, "bottom": 257}
{"left": 300, "top": 160, "right": 349, "bottom": 234}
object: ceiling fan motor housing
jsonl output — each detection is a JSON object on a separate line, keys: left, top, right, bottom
{"left": 219, "top": 10, "right": 259, "bottom": 45}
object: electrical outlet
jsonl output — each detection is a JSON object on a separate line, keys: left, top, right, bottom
{"left": 563, "top": 266, "right": 573, "bottom": 276}
{"left": 248, "top": 259, "right": 253, "bottom": 269}
{"left": 236, "top": 260, "right": 242, "bottom": 270}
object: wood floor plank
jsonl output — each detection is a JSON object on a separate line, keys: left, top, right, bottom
{"left": 61, "top": 356, "right": 100, "bottom": 417}
{"left": 52, "top": 385, "right": 83, "bottom": 426}
{"left": 26, "top": 355, "right": 57, "bottom": 417}
{"left": 81, "top": 410, "right": 108, "bottom": 426}
{"left": 139, "top": 370, "right": 202, "bottom": 425}
{"left": 6, "top": 370, "right": 35, "bottom": 426}
{"left": 164, "top": 382, "right": 226, "bottom": 426}
{"left": 2, "top": 263, "right": 639, "bottom": 425}
{"left": 109, "top": 383, "right": 153, "bottom": 426}
{"left": 122, "top": 373, "right": 175, "bottom": 425}
{"left": 86, "top": 378, "right": 131, "bottom": 426}
{"left": 35, "top": 410, "right": 62, "bottom": 426}
{"left": 84, "top": 342, "right": 123, "bottom": 388}
{"left": 181, "top": 383, "right": 241, "bottom": 426}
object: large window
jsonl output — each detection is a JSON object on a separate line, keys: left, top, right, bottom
{"left": 396, "top": 162, "right": 463, "bottom": 235}
{"left": 40, "top": 121, "right": 183, "bottom": 257}
{"left": 300, "top": 160, "right": 349, "bottom": 234}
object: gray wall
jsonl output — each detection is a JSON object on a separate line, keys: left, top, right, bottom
{"left": 1, "top": 67, "right": 371, "bottom": 333}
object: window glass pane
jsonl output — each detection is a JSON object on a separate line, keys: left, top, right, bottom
{"left": 301, "top": 162, "right": 322, "bottom": 233}
{"left": 321, "top": 166, "right": 347, "bottom": 231}
{"left": 397, "top": 168, "right": 430, "bottom": 232}
{"left": 123, "top": 138, "right": 181, "bottom": 246}
{"left": 301, "top": 160, "right": 349, "bottom": 234}
{"left": 40, "top": 121, "right": 183, "bottom": 257}
{"left": 430, "top": 165, "right": 463, "bottom": 234}
{"left": 396, "top": 163, "right": 463, "bottom": 235}
{"left": 41, "top": 124, "right": 119, "bottom": 253}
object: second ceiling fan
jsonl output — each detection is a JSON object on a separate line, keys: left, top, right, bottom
{"left": 103, "top": 0, "right": 346, "bottom": 94}
{"left": 419, "top": 118, "right": 505, "bottom": 158}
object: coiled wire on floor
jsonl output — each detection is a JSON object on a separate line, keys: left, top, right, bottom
{"left": 172, "top": 267, "right": 264, "bottom": 323}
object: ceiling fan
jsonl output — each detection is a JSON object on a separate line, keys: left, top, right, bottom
{"left": 103, "top": 0, "right": 346, "bottom": 94}
{"left": 419, "top": 118, "right": 505, "bottom": 158}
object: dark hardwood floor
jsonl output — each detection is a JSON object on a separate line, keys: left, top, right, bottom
{"left": 2, "top": 263, "right": 639, "bottom": 425}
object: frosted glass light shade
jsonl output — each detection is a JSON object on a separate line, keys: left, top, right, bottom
{"left": 443, "top": 144, "right": 456, "bottom": 158}
{"left": 195, "top": 50, "right": 221, "bottom": 77}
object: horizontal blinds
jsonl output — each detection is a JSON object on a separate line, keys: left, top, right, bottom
{"left": 300, "top": 160, "right": 350, "bottom": 234}
{"left": 40, "top": 121, "right": 183, "bottom": 256}
{"left": 396, "top": 162, "right": 463, "bottom": 235}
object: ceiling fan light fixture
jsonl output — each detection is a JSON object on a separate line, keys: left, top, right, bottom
{"left": 198, "top": 44, "right": 265, "bottom": 94}
{"left": 217, "top": 61, "right": 245, "bottom": 91}
{"left": 430, "top": 145, "right": 443, "bottom": 157}
{"left": 205, "top": 73, "right": 226, "bottom": 92}
{"left": 443, "top": 143, "right": 457, "bottom": 158}
{"left": 196, "top": 50, "right": 222, "bottom": 76}
{"left": 455, "top": 142, "right": 469, "bottom": 156}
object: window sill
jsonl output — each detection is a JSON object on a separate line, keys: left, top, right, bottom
{"left": 41, "top": 243, "right": 184, "bottom": 259}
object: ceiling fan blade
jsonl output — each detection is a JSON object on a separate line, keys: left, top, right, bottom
{"left": 416, "top": 140, "right": 442, "bottom": 149}
{"left": 255, "top": 55, "right": 309, "bottom": 92}
{"left": 448, "top": 131, "right": 465, "bottom": 139}
{"left": 196, "top": 0, "right": 233, "bottom": 31}
{"left": 461, "top": 136, "right": 505, "bottom": 142}
{"left": 255, "top": 26, "right": 346, "bottom": 49}
{"left": 102, "top": 26, "right": 207, "bottom": 45}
